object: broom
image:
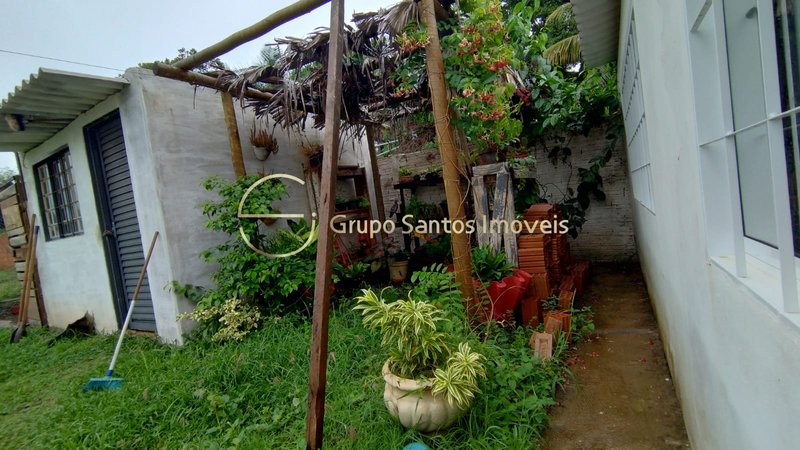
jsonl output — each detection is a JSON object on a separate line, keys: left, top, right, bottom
{"left": 84, "top": 231, "right": 159, "bottom": 392}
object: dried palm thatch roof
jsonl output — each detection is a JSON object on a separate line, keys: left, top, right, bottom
{"left": 207, "top": 0, "right": 458, "bottom": 133}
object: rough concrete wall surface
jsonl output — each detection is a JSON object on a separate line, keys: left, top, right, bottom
{"left": 124, "top": 69, "right": 370, "bottom": 342}
{"left": 376, "top": 129, "right": 636, "bottom": 262}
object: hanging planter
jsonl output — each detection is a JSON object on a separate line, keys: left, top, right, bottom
{"left": 250, "top": 127, "right": 279, "bottom": 161}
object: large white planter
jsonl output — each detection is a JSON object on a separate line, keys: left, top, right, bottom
{"left": 382, "top": 361, "right": 468, "bottom": 432}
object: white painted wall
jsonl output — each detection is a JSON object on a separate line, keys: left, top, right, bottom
{"left": 19, "top": 68, "right": 370, "bottom": 344}
{"left": 19, "top": 96, "right": 122, "bottom": 333}
{"left": 619, "top": 1, "right": 800, "bottom": 449}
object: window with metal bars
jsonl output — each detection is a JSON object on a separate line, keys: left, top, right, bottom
{"left": 34, "top": 148, "right": 83, "bottom": 240}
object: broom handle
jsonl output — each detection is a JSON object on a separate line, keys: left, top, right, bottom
{"left": 107, "top": 231, "right": 159, "bottom": 376}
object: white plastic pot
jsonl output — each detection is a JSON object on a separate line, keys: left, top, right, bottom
{"left": 382, "top": 361, "right": 467, "bottom": 432}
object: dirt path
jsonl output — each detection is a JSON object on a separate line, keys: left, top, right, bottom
{"left": 541, "top": 263, "right": 690, "bottom": 450}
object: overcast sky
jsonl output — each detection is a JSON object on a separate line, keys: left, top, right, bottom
{"left": 0, "top": 0, "right": 400, "bottom": 171}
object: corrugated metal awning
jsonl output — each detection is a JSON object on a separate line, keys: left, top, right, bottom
{"left": 0, "top": 68, "right": 128, "bottom": 152}
{"left": 571, "top": 0, "right": 621, "bottom": 68}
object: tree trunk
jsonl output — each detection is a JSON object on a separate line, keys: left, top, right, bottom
{"left": 420, "top": 0, "right": 474, "bottom": 300}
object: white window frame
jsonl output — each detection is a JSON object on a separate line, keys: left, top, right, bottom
{"left": 688, "top": 0, "right": 800, "bottom": 313}
{"left": 621, "top": 14, "right": 655, "bottom": 213}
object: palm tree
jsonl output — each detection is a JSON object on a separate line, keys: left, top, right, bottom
{"left": 542, "top": 3, "right": 582, "bottom": 67}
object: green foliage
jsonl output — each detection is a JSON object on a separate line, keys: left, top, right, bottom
{"left": 542, "top": 295, "right": 559, "bottom": 312}
{"left": 442, "top": 0, "right": 523, "bottom": 155}
{"left": 353, "top": 288, "right": 485, "bottom": 408}
{"left": 0, "top": 305, "right": 574, "bottom": 449}
{"left": 471, "top": 245, "right": 514, "bottom": 282}
{"left": 568, "top": 305, "right": 596, "bottom": 343}
{"left": 178, "top": 297, "right": 261, "bottom": 343}
{"left": 174, "top": 176, "right": 324, "bottom": 340}
{"left": 407, "top": 195, "right": 440, "bottom": 221}
{"left": 420, "top": 233, "right": 453, "bottom": 263}
{"left": 0, "top": 267, "right": 20, "bottom": 300}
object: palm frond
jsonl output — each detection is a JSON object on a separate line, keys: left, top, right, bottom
{"left": 544, "top": 34, "right": 582, "bottom": 67}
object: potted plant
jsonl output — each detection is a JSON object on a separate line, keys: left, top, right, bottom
{"left": 354, "top": 288, "right": 485, "bottom": 432}
{"left": 471, "top": 245, "right": 531, "bottom": 321}
{"left": 398, "top": 167, "right": 414, "bottom": 184}
{"left": 302, "top": 141, "right": 324, "bottom": 167}
{"left": 387, "top": 239, "right": 411, "bottom": 285}
{"left": 250, "top": 127, "right": 279, "bottom": 161}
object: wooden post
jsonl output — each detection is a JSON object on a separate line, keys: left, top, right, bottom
{"left": 305, "top": 0, "right": 345, "bottom": 447}
{"left": 221, "top": 92, "right": 247, "bottom": 178}
{"left": 364, "top": 125, "right": 387, "bottom": 244}
{"left": 420, "top": 0, "right": 474, "bottom": 300}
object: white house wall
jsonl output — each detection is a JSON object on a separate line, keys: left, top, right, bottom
{"left": 19, "top": 95, "right": 122, "bottom": 333}
{"left": 619, "top": 1, "right": 800, "bottom": 449}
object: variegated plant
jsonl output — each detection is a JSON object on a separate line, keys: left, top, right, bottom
{"left": 354, "top": 288, "right": 485, "bottom": 408}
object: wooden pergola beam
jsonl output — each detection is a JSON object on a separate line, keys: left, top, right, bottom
{"left": 173, "top": 0, "right": 331, "bottom": 70}
{"left": 152, "top": 63, "right": 274, "bottom": 101}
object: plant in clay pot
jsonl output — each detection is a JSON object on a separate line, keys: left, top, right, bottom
{"left": 385, "top": 237, "right": 410, "bottom": 285}
{"left": 471, "top": 245, "right": 531, "bottom": 321}
{"left": 398, "top": 167, "right": 414, "bottom": 184}
{"left": 354, "top": 288, "right": 485, "bottom": 432}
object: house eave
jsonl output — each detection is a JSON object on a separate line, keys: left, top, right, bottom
{"left": 571, "top": 0, "right": 622, "bottom": 68}
{"left": 0, "top": 68, "right": 128, "bottom": 153}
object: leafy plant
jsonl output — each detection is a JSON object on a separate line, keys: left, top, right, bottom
{"left": 398, "top": 167, "right": 413, "bottom": 177}
{"left": 442, "top": 0, "right": 523, "bottom": 156}
{"left": 471, "top": 245, "right": 514, "bottom": 283}
{"left": 174, "top": 176, "right": 326, "bottom": 339}
{"left": 542, "top": 295, "right": 559, "bottom": 312}
{"left": 568, "top": 305, "right": 595, "bottom": 343}
{"left": 354, "top": 288, "right": 485, "bottom": 407}
{"left": 178, "top": 297, "right": 261, "bottom": 343}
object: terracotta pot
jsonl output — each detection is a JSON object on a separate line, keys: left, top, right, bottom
{"left": 389, "top": 260, "right": 409, "bottom": 285}
{"left": 398, "top": 175, "right": 414, "bottom": 184}
{"left": 472, "top": 269, "right": 532, "bottom": 321}
{"left": 382, "top": 361, "right": 467, "bottom": 432}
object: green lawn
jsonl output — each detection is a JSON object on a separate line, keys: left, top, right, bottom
{"left": 0, "top": 266, "right": 20, "bottom": 301}
{"left": 0, "top": 304, "right": 567, "bottom": 449}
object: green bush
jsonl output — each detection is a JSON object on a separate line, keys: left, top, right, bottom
{"left": 175, "top": 176, "right": 324, "bottom": 341}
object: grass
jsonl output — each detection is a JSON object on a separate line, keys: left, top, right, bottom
{"left": 0, "top": 266, "right": 20, "bottom": 300}
{"left": 0, "top": 302, "right": 570, "bottom": 449}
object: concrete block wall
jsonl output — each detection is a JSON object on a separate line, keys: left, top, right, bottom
{"left": 376, "top": 128, "right": 637, "bottom": 262}
{"left": 532, "top": 129, "right": 637, "bottom": 262}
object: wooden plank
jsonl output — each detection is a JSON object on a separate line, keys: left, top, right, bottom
{"left": 473, "top": 162, "right": 508, "bottom": 176}
{"left": 0, "top": 183, "right": 16, "bottom": 201}
{"left": 1, "top": 204, "right": 22, "bottom": 231}
{"left": 503, "top": 172, "right": 518, "bottom": 266}
{"left": 0, "top": 196, "right": 18, "bottom": 210}
{"left": 471, "top": 177, "right": 489, "bottom": 247}
{"left": 365, "top": 125, "right": 386, "bottom": 225}
{"left": 489, "top": 172, "right": 508, "bottom": 253}
{"left": 7, "top": 225, "right": 26, "bottom": 238}
{"left": 220, "top": 92, "right": 246, "bottom": 178}
{"left": 306, "top": 0, "right": 345, "bottom": 447}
